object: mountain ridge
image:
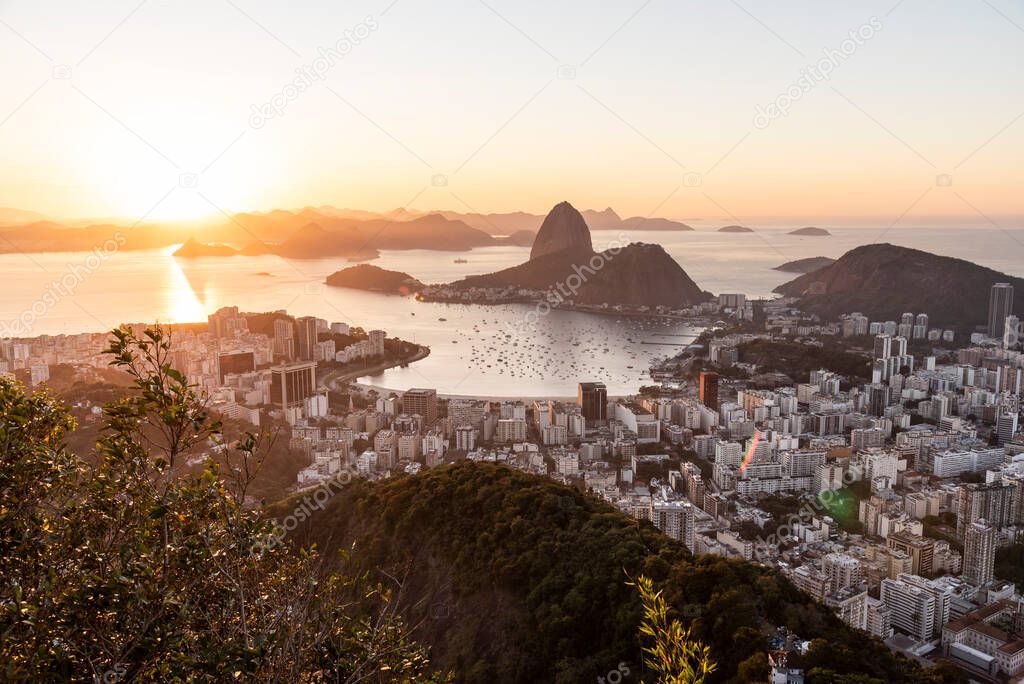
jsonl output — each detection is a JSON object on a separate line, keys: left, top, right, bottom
{"left": 774, "top": 243, "right": 1024, "bottom": 327}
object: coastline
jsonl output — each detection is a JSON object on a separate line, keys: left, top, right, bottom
{"left": 320, "top": 345, "right": 431, "bottom": 390}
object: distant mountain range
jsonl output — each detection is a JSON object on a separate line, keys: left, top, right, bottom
{"left": 441, "top": 201, "right": 710, "bottom": 308}
{"left": 774, "top": 243, "right": 1024, "bottom": 328}
{"left": 0, "top": 203, "right": 696, "bottom": 256}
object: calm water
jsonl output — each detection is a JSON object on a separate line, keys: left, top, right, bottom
{"left": 3, "top": 224, "right": 1024, "bottom": 396}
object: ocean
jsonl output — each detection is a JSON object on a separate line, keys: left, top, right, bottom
{"left": 3, "top": 224, "right": 1023, "bottom": 396}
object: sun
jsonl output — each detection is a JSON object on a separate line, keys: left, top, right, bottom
{"left": 76, "top": 124, "right": 259, "bottom": 224}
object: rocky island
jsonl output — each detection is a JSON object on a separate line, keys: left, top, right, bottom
{"left": 788, "top": 226, "right": 831, "bottom": 236}
{"left": 419, "top": 201, "right": 711, "bottom": 311}
{"left": 172, "top": 238, "right": 239, "bottom": 257}
{"left": 718, "top": 225, "right": 754, "bottom": 233}
{"left": 325, "top": 264, "right": 424, "bottom": 295}
{"left": 773, "top": 256, "right": 836, "bottom": 273}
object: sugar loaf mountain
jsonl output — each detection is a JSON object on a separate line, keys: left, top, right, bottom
{"left": 437, "top": 201, "right": 710, "bottom": 308}
{"left": 774, "top": 243, "right": 1024, "bottom": 328}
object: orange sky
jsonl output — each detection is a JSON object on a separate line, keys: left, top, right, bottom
{"left": 0, "top": 1, "right": 1021, "bottom": 226}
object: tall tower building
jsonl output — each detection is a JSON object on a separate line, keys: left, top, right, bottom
{"left": 699, "top": 371, "right": 719, "bottom": 412}
{"left": 368, "top": 329, "right": 386, "bottom": 356}
{"left": 1006, "top": 315, "right": 1021, "bottom": 349}
{"left": 294, "top": 316, "right": 319, "bottom": 361}
{"left": 989, "top": 283, "right": 1014, "bottom": 339}
{"left": 963, "top": 520, "right": 996, "bottom": 586}
{"left": 273, "top": 318, "right": 295, "bottom": 360}
{"left": 873, "top": 334, "right": 892, "bottom": 360}
{"left": 578, "top": 382, "right": 608, "bottom": 426}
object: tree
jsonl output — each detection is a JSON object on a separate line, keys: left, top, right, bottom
{"left": 631, "top": 575, "right": 716, "bottom": 684}
{"left": 0, "top": 325, "right": 447, "bottom": 683}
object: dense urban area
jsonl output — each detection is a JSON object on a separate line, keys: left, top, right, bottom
{"left": 4, "top": 280, "right": 1024, "bottom": 682}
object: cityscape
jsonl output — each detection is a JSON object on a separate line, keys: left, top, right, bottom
{"left": 2, "top": 1, "right": 1024, "bottom": 682}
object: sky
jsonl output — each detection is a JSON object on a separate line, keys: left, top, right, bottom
{"left": 0, "top": 0, "right": 1022, "bottom": 225}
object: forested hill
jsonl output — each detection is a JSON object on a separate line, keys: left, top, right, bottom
{"left": 281, "top": 462, "right": 961, "bottom": 683}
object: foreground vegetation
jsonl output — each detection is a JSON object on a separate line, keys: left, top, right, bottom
{"left": 290, "top": 463, "right": 962, "bottom": 683}
{"left": 0, "top": 328, "right": 443, "bottom": 682}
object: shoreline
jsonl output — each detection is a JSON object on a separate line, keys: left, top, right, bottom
{"left": 350, "top": 381, "right": 636, "bottom": 403}
{"left": 320, "top": 345, "right": 431, "bottom": 390}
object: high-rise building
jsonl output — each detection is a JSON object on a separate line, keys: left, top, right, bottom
{"left": 873, "top": 334, "right": 892, "bottom": 360}
{"left": 956, "top": 481, "right": 1016, "bottom": 538}
{"left": 823, "top": 553, "right": 862, "bottom": 593}
{"left": 699, "top": 371, "right": 719, "bottom": 411}
{"left": 996, "top": 411, "right": 1019, "bottom": 446}
{"left": 294, "top": 316, "right": 319, "bottom": 361}
{"left": 880, "top": 577, "right": 936, "bottom": 641}
{"left": 402, "top": 388, "right": 438, "bottom": 424}
{"left": 269, "top": 361, "right": 316, "bottom": 408}
{"left": 963, "top": 520, "right": 996, "bottom": 586}
{"left": 217, "top": 350, "right": 255, "bottom": 383}
{"left": 651, "top": 500, "right": 695, "bottom": 551}
{"left": 208, "top": 306, "right": 247, "bottom": 338}
{"left": 578, "top": 382, "right": 607, "bottom": 426}
{"left": 989, "top": 283, "right": 1014, "bottom": 339}
{"left": 368, "top": 329, "right": 386, "bottom": 356}
{"left": 273, "top": 318, "right": 295, "bottom": 360}
{"left": 1005, "top": 315, "right": 1021, "bottom": 349}
{"left": 454, "top": 425, "right": 476, "bottom": 451}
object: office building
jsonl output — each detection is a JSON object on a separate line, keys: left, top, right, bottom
{"left": 217, "top": 350, "right": 255, "bottom": 383}
{"left": 294, "top": 316, "right": 319, "bottom": 361}
{"left": 269, "top": 361, "right": 316, "bottom": 408}
{"left": 699, "top": 371, "right": 719, "bottom": 411}
{"left": 578, "top": 382, "right": 608, "bottom": 426}
{"left": 402, "top": 388, "right": 438, "bottom": 424}
{"left": 989, "top": 283, "right": 1014, "bottom": 339}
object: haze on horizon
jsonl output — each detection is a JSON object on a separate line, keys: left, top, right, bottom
{"left": 1, "top": 0, "right": 1022, "bottom": 226}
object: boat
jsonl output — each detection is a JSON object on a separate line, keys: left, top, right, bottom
{"left": 453, "top": 258, "right": 468, "bottom": 263}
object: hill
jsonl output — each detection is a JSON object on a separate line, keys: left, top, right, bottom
{"left": 788, "top": 227, "right": 831, "bottom": 236}
{"left": 773, "top": 243, "right": 1024, "bottom": 327}
{"left": 718, "top": 225, "right": 754, "bottom": 233}
{"left": 274, "top": 222, "right": 378, "bottom": 259}
{"left": 325, "top": 263, "right": 424, "bottom": 294}
{"left": 773, "top": 256, "right": 836, "bottom": 273}
{"left": 447, "top": 202, "right": 708, "bottom": 308}
{"left": 284, "top": 462, "right": 952, "bottom": 684}
{"left": 172, "top": 237, "right": 239, "bottom": 257}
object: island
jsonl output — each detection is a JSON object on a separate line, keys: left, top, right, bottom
{"left": 788, "top": 226, "right": 831, "bottom": 236}
{"left": 773, "top": 256, "right": 836, "bottom": 273}
{"left": 718, "top": 225, "right": 754, "bottom": 233}
{"left": 325, "top": 263, "right": 424, "bottom": 295}
{"left": 172, "top": 238, "right": 239, "bottom": 257}
{"left": 420, "top": 201, "right": 711, "bottom": 311}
